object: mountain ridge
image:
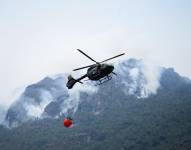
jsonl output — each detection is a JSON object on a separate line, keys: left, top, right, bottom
{"left": 0, "top": 58, "right": 191, "bottom": 150}
{"left": 2, "top": 58, "right": 191, "bottom": 128}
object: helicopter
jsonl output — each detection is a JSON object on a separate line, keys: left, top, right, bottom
{"left": 66, "top": 49, "right": 125, "bottom": 89}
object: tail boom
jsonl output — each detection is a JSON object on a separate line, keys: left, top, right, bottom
{"left": 66, "top": 74, "right": 87, "bottom": 89}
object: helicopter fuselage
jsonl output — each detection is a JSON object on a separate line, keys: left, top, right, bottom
{"left": 66, "top": 49, "right": 125, "bottom": 89}
{"left": 87, "top": 64, "right": 114, "bottom": 80}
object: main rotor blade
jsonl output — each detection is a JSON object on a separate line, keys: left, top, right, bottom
{"left": 100, "top": 53, "right": 125, "bottom": 63}
{"left": 73, "top": 64, "right": 95, "bottom": 71}
{"left": 77, "top": 49, "right": 99, "bottom": 64}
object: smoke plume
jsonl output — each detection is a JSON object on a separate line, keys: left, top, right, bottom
{"left": 116, "top": 59, "right": 162, "bottom": 98}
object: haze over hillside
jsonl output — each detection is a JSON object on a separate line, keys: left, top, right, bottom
{"left": 0, "top": 58, "right": 191, "bottom": 150}
{"left": 0, "top": 58, "right": 190, "bottom": 127}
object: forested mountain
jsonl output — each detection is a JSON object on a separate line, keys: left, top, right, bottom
{"left": 0, "top": 59, "right": 191, "bottom": 150}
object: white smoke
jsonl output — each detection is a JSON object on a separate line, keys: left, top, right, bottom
{"left": 2, "top": 58, "right": 163, "bottom": 127}
{"left": 142, "top": 61, "right": 162, "bottom": 96}
{"left": 60, "top": 81, "right": 98, "bottom": 116}
{"left": 117, "top": 59, "right": 162, "bottom": 98}
{"left": 23, "top": 90, "right": 53, "bottom": 118}
{"left": 0, "top": 86, "right": 25, "bottom": 125}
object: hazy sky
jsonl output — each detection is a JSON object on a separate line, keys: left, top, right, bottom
{"left": 0, "top": 0, "right": 191, "bottom": 106}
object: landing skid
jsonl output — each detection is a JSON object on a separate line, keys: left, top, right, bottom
{"left": 95, "top": 75, "right": 112, "bottom": 86}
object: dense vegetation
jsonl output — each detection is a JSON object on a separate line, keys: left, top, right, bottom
{"left": 0, "top": 79, "right": 191, "bottom": 150}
